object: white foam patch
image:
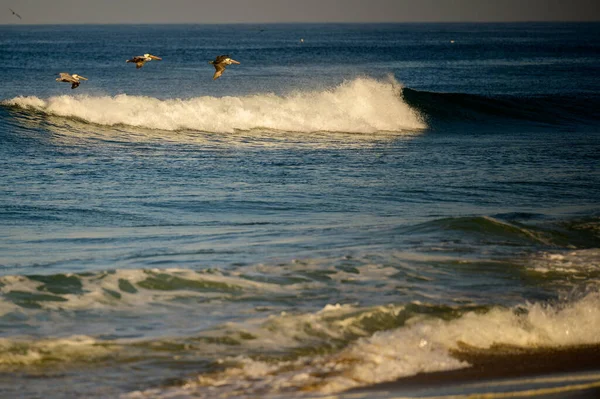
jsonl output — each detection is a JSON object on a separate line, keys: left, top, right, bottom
{"left": 225, "top": 303, "right": 408, "bottom": 352}
{"left": 529, "top": 249, "right": 600, "bottom": 274}
{"left": 3, "top": 77, "right": 425, "bottom": 133}
{"left": 0, "top": 268, "right": 289, "bottom": 316}
{"left": 0, "top": 335, "right": 117, "bottom": 367}
{"left": 126, "top": 292, "right": 600, "bottom": 398}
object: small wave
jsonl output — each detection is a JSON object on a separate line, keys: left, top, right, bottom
{"left": 1, "top": 77, "right": 426, "bottom": 133}
{"left": 400, "top": 215, "right": 554, "bottom": 246}
{"left": 399, "top": 215, "right": 600, "bottom": 250}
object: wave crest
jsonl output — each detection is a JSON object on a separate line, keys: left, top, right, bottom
{"left": 2, "top": 77, "right": 426, "bottom": 133}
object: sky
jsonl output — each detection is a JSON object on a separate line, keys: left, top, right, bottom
{"left": 1, "top": 0, "right": 599, "bottom": 24}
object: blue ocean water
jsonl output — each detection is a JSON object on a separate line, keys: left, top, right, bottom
{"left": 0, "top": 23, "right": 599, "bottom": 398}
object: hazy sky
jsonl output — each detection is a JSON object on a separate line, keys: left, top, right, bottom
{"left": 1, "top": 0, "right": 599, "bottom": 24}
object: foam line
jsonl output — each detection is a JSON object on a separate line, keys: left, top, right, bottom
{"left": 3, "top": 77, "right": 426, "bottom": 133}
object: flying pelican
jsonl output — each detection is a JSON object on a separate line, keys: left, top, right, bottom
{"left": 56, "top": 73, "right": 88, "bottom": 89}
{"left": 209, "top": 55, "right": 240, "bottom": 80}
{"left": 9, "top": 8, "right": 22, "bottom": 19}
{"left": 126, "top": 53, "right": 162, "bottom": 69}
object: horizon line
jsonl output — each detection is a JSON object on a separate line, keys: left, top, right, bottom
{"left": 1, "top": 20, "right": 599, "bottom": 26}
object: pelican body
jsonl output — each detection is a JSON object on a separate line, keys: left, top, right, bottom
{"left": 209, "top": 55, "right": 240, "bottom": 80}
{"left": 56, "top": 73, "right": 88, "bottom": 89}
{"left": 126, "top": 53, "right": 162, "bottom": 69}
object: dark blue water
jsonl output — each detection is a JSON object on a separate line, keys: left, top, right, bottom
{"left": 0, "top": 23, "right": 599, "bottom": 399}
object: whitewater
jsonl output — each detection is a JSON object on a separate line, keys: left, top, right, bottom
{"left": 3, "top": 77, "right": 425, "bottom": 133}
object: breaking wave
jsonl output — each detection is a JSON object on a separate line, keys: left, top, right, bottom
{"left": 1, "top": 77, "right": 426, "bottom": 133}
{"left": 1, "top": 265, "right": 600, "bottom": 397}
{"left": 126, "top": 292, "right": 600, "bottom": 398}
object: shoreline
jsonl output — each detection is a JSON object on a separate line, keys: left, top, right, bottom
{"left": 347, "top": 344, "right": 600, "bottom": 398}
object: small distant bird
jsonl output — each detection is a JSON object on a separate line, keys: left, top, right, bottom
{"left": 56, "top": 73, "right": 88, "bottom": 89}
{"left": 126, "top": 53, "right": 162, "bottom": 69}
{"left": 209, "top": 55, "right": 240, "bottom": 80}
{"left": 9, "top": 8, "right": 22, "bottom": 20}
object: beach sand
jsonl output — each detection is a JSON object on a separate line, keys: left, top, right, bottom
{"left": 345, "top": 344, "right": 600, "bottom": 398}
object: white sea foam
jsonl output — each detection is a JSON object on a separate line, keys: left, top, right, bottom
{"left": 3, "top": 77, "right": 425, "bottom": 133}
{"left": 529, "top": 249, "right": 600, "bottom": 274}
{"left": 0, "top": 268, "right": 288, "bottom": 315}
{"left": 0, "top": 335, "right": 117, "bottom": 367}
{"left": 126, "top": 292, "right": 600, "bottom": 398}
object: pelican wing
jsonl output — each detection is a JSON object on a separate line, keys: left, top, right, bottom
{"left": 127, "top": 57, "right": 147, "bottom": 68}
{"left": 212, "top": 64, "right": 226, "bottom": 80}
{"left": 58, "top": 73, "right": 76, "bottom": 83}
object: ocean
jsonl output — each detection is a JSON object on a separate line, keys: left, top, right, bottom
{"left": 0, "top": 22, "right": 599, "bottom": 398}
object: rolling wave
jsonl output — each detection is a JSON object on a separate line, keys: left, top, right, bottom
{"left": 1, "top": 77, "right": 426, "bottom": 133}
{"left": 3, "top": 290, "right": 593, "bottom": 397}
{"left": 402, "top": 88, "right": 600, "bottom": 126}
{"left": 4, "top": 77, "right": 597, "bottom": 134}
{"left": 175, "top": 293, "right": 600, "bottom": 397}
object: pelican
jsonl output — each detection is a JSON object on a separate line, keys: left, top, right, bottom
{"left": 126, "top": 53, "right": 162, "bottom": 69}
{"left": 56, "top": 73, "right": 88, "bottom": 89}
{"left": 9, "top": 8, "right": 22, "bottom": 20}
{"left": 209, "top": 55, "right": 240, "bottom": 80}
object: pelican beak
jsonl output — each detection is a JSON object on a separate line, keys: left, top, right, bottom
{"left": 230, "top": 59, "right": 240, "bottom": 64}
{"left": 150, "top": 55, "right": 162, "bottom": 60}
{"left": 78, "top": 76, "right": 88, "bottom": 80}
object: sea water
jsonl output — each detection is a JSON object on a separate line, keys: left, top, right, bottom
{"left": 0, "top": 23, "right": 599, "bottom": 398}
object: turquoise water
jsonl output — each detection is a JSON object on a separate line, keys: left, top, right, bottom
{"left": 0, "top": 23, "right": 599, "bottom": 398}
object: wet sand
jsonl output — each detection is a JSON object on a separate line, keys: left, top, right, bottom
{"left": 347, "top": 343, "right": 600, "bottom": 398}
